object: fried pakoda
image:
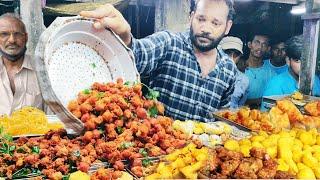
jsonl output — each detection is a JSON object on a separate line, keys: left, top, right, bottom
{"left": 304, "top": 101, "right": 320, "bottom": 117}
{"left": 269, "top": 107, "right": 290, "bottom": 131}
{"left": 276, "top": 99, "right": 303, "bottom": 123}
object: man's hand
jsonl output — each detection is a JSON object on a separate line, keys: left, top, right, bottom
{"left": 80, "top": 4, "right": 132, "bottom": 46}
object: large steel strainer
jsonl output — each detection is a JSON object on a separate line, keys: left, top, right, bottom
{"left": 35, "top": 16, "right": 140, "bottom": 135}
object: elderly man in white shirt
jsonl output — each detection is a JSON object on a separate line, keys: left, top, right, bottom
{"left": 0, "top": 13, "right": 44, "bottom": 115}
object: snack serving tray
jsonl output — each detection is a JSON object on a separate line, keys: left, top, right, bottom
{"left": 262, "top": 94, "right": 320, "bottom": 112}
{"left": 211, "top": 110, "right": 252, "bottom": 132}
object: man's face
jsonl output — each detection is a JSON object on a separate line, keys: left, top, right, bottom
{"left": 190, "top": 0, "right": 232, "bottom": 52}
{"left": 248, "top": 35, "right": 269, "bottom": 59}
{"left": 232, "top": 53, "right": 241, "bottom": 64}
{"left": 271, "top": 42, "right": 286, "bottom": 63}
{"left": 289, "top": 58, "right": 301, "bottom": 76}
{"left": 0, "top": 18, "right": 27, "bottom": 59}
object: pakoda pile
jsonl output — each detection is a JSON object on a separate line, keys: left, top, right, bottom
{"left": 0, "top": 79, "right": 190, "bottom": 179}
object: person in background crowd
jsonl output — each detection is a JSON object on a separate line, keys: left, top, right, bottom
{"left": 80, "top": 0, "right": 237, "bottom": 122}
{"left": 0, "top": 13, "right": 45, "bottom": 115}
{"left": 263, "top": 40, "right": 288, "bottom": 74}
{"left": 219, "top": 36, "right": 249, "bottom": 108}
{"left": 244, "top": 33, "right": 276, "bottom": 109}
{"left": 263, "top": 35, "right": 320, "bottom": 98}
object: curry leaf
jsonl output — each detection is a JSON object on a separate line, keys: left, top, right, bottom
{"left": 62, "top": 174, "right": 70, "bottom": 180}
{"left": 12, "top": 168, "right": 41, "bottom": 179}
{"left": 83, "top": 89, "right": 91, "bottom": 94}
{"left": 124, "top": 81, "right": 131, "bottom": 86}
{"left": 116, "top": 126, "right": 124, "bottom": 134}
{"left": 9, "top": 145, "right": 15, "bottom": 151}
{"left": 31, "top": 146, "right": 40, "bottom": 154}
{"left": 3, "top": 134, "right": 13, "bottom": 142}
{"left": 146, "top": 90, "right": 160, "bottom": 100}
{"left": 91, "top": 63, "right": 96, "bottom": 68}
{"left": 139, "top": 148, "right": 148, "bottom": 157}
{"left": 148, "top": 106, "right": 158, "bottom": 117}
{"left": 119, "top": 142, "right": 135, "bottom": 150}
{"left": 142, "top": 158, "right": 151, "bottom": 167}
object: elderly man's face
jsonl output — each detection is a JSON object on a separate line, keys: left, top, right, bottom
{"left": 0, "top": 18, "right": 27, "bottom": 61}
{"left": 190, "top": 0, "right": 232, "bottom": 52}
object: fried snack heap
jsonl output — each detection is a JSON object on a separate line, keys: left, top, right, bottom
{"left": 220, "top": 108, "right": 274, "bottom": 132}
{"left": 0, "top": 79, "right": 190, "bottom": 179}
{"left": 277, "top": 100, "right": 320, "bottom": 129}
{"left": 200, "top": 147, "right": 294, "bottom": 179}
{"left": 67, "top": 79, "right": 189, "bottom": 177}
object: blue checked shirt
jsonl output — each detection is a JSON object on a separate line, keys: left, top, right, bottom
{"left": 131, "top": 31, "right": 237, "bottom": 122}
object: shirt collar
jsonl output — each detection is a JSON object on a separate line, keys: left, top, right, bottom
{"left": 21, "top": 55, "right": 34, "bottom": 71}
{"left": 0, "top": 54, "right": 33, "bottom": 74}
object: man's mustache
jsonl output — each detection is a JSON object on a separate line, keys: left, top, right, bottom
{"left": 195, "top": 34, "right": 213, "bottom": 41}
{"left": 5, "top": 44, "right": 19, "bottom": 48}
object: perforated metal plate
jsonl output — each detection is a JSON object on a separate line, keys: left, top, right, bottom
{"left": 35, "top": 16, "right": 140, "bottom": 134}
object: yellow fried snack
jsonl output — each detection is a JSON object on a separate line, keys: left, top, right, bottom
{"left": 304, "top": 101, "right": 320, "bottom": 117}
{"left": 276, "top": 99, "right": 304, "bottom": 123}
{"left": 0, "top": 107, "right": 63, "bottom": 136}
{"left": 291, "top": 91, "right": 303, "bottom": 100}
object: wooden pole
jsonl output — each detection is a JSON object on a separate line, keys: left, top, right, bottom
{"left": 154, "top": 0, "right": 190, "bottom": 32}
{"left": 20, "top": 0, "right": 45, "bottom": 56}
{"left": 300, "top": 0, "right": 319, "bottom": 95}
{"left": 135, "top": 0, "right": 140, "bottom": 38}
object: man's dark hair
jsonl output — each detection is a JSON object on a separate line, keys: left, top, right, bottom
{"left": 192, "top": 0, "right": 235, "bottom": 20}
{"left": 285, "top": 35, "right": 303, "bottom": 60}
{"left": 0, "top": 13, "right": 26, "bottom": 33}
{"left": 248, "top": 32, "right": 270, "bottom": 44}
{"left": 270, "top": 39, "right": 285, "bottom": 49}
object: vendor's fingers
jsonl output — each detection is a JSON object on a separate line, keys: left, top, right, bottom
{"left": 96, "top": 17, "right": 122, "bottom": 30}
{"left": 80, "top": 4, "right": 115, "bottom": 18}
{"left": 93, "top": 21, "right": 103, "bottom": 29}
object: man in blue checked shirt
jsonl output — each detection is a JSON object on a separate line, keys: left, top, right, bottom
{"left": 80, "top": 0, "right": 237, "bottom": 122}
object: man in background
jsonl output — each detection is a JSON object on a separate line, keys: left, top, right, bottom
{"left": 220, "top": 36, "right": 249, "bottom": 108}
{"left": 0, "top": 13, "right": 44, "bottom": 115}
{"left": 245, "top": 33, "right": 276, "bottom": 109}
{"left": 263, "top": 35, "right": 320, "bottom": 97}
{"left": 263, "top": 40, "right": 288, "bottom": 74}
